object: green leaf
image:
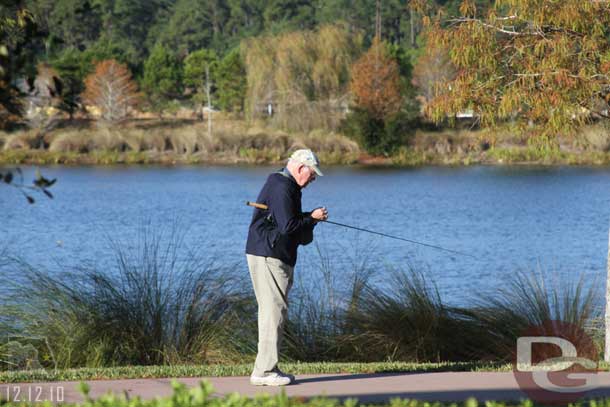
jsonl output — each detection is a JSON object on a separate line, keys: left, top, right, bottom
{"left": 78, "top": 382, "right": 90, "bottom": 396}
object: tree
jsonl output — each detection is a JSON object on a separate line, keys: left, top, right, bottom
{"left": 424, "top": 0, "right": 610, "bottom": 143}
{"left": 159, "top": 0, "right": 229, "bottom": 55}
{"left": 225, "top": 0, "right": 265, "bottom": 40}
{"left": 263, "top": 0, "right": 316, "bottom": 33}
{"left": 51, "top": 48, "right": 88, "bottom": 119}
{"left": 216, "top": 47, "right": 246, "bottom": 112}
{"left": 44, "top": 0, "right": 102, "bottom": 51}
{"left": 412, "top": 42, "right": 456, "bottom": 104}
{"left": 82, "top": 59, "right": 139, "bottom": 123}
{"left": 22, "top": 63, "right": 62, "bottom": 142}
{"left": 242, "top": 24, "right": 360, "bottom": 130}
{"left": 350, "top": 38, "right": 402, "bottom": 120}
{"left": 184, "top": 48, "right": 219, "bottom": 117}
{"left": 343, "top": 39, "right": 418, "bottom": 155}
{"left": 81, "top": 38, "right": 130, "bottom": 68}
{"left": 1, "top": 2, "right": 35, "bottom": 126}
{"left": 94, "top": 0, "right": 162, "bottom": 65}
{"left": 142, "top": 44, "right": 182, "bottom": 112}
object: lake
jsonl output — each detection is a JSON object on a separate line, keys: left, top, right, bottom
{"left": 2, "top": 165, "right": 610, "bottom": 306}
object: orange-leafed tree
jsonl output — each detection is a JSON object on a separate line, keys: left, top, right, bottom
{"left": 349, "top": 39, "right": 402, "bottom": 120}
{"left": 424, "top": 0, "right": 610, "bottom": 144}
{"left": 82, "top": 59, "right": 139, "bottom": 123}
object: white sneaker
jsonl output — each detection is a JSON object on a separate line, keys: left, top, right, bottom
{"left": 272, "top": 367, "right": 295, "bottom": 383}
{"left": 250, "top": 372, "right": 292, "bottom": 386}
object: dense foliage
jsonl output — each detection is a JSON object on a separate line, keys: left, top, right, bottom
{"left": 424, "top": 0, "right": 610, "bottom": 143}
{"left": 342, "top": 39, "right": 419, "bottom": 155}
{"left": 3, "top": 0, "right": 610, "bottom": 152}
{"left": 1, "top": 0, "right": 454, "bottom": 120}
{"left": 242, "top": 24, "right": 361, "bottom": 132}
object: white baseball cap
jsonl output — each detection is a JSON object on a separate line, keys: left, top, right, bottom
{"left": 289, "top": 149, "right": 323, "bottom": 176}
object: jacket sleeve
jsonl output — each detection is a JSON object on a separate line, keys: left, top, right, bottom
{"left": 299, "top": 211, "right": 316, "bottom": 246}
{"left": 271, "top": 189, "right": 315, "bottom": 237}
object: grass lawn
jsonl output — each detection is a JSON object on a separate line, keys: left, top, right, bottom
{"left": 0, "top": 361, "right": 515, "bottom": 383}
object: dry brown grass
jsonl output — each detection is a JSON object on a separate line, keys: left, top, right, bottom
{"left": 2, "top": 130, "right": 42, "bottom": 150}
{"left": 2, "top": 118, "right": 360, "bottom": 165}
{"left": 578, "top": 123, "right": 610, "bottom": 152}
{"left": 0, "top": 131, "right": 8, "bottom": 150}
{"left": 48, "top": 129, "right": 93, "bottom": 153}
{"left": 410, "top": 128, "right": 485, "bottom": 155}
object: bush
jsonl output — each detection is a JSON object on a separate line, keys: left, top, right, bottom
{"left": 341, "top": 108, "right": 415, "bottom": 155}
{"left": 341, "top": 108, "right": 384, "bottom": 154}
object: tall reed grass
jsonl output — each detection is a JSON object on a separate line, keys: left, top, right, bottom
{"left": 465, "top": 272, "right": 600, "bottom": 361}
{"left": 0, "top": 231, "right": 601, "bottom": 370}
{"left": 0, "top": 223, "right": 255, "bottom": 369}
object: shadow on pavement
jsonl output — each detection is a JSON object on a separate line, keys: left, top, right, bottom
{"left": 295, "top": 372, "right": 417, "bottom": 384}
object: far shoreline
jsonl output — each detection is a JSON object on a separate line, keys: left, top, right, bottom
{"left": 2, "top": 148, "right": 610, "bottom": 168}
{"left": 3, "top": 118, "right": 610, "bottom": 168}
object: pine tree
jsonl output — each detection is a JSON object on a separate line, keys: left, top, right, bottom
{"left": 142, "top": 44, "right": 182, "bottom": 111}
{"left": 216, "top": 48, "right": 246, "bottom": 112}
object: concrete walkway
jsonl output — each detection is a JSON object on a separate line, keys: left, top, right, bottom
{"left": 4, "top": 372, "right": 610, "bottom": 404}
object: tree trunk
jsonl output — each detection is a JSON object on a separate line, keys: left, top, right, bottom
{"left": 205, "top": 65, "right": 212, "bottom": 139}
{"left": 410, "top": 10, "right": 415, "bottom": 47}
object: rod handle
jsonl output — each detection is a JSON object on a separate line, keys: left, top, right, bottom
{"left": 246, "top": 201, "right": 269, "bottom": 210}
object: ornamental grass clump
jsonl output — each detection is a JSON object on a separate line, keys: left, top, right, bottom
{"left": 283, "top": 244, "right": 374, "bottom": 362}
{"left": 466, "top": 271, "right": 601, "bottom": 361}
{"left": 337, "top": 267, "right": 483, "bottom": 363}
{"left": 0, "top": 223, "right": 255, "bottom": 369}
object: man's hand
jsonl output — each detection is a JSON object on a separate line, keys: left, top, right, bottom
{"left": 311, "top": 207, "right": 328, "bottom": 222}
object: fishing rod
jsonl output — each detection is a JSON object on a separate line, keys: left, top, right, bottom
{"left": 246, "top": 201, "right": 477, "bottom": 259}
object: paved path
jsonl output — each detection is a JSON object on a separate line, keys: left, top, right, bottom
{"left": 3, "top": 372, "right": 610, "bottom": 404}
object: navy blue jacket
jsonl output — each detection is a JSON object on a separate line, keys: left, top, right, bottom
{"left": 245, "top": 169, "right": 316, "bottom": 267}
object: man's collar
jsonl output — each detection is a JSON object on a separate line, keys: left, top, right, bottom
{"left": 278, "top": 167, "right": 300, "bottom": 188}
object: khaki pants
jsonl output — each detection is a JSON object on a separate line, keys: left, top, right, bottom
{"left": 246, "top": 254, "right": 294, "bottom": 376}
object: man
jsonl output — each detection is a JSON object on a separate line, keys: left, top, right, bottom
{"left": 245, "top": 149, "right": 328, "bottom": 386}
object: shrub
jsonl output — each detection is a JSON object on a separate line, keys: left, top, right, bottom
{"left": 341, "top": 108, "right": 415, "bottom": 155}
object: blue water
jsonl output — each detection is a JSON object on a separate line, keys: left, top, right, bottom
{"left": 2, "top": 165, "right": 610, "bottom": 305}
